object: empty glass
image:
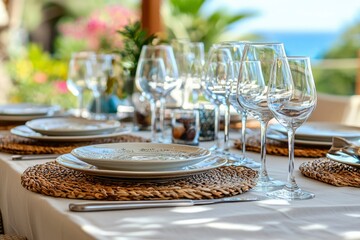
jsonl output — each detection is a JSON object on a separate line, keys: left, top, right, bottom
{"left": 86, "top": 54, "right": 113, "bottom": 119}
{"left": 139, "top": 45, "right": 180, "bottom": 142}
{"left": 67, "top": 51, "right": 95, "bottom": 117}
{"left": 135, "top": 58, "right": 167, "bottom": 142}
{"left": 267, "top": 56, "right": 317, "bottom": 200}
{"left": 203, "top": 46, "right": 235, "bottom": 160}
{"left": 237, "top": 42, "right": 286, "bottom": 191}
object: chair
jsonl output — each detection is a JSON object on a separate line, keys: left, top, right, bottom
{"left": 308, "top": 93, "right": 360, "bottom": 126}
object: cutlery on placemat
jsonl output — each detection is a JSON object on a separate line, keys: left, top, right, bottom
{"left": 69, "top": 197, "right": 262, "bottom": 212}
{"left": 12, "top": 154, "right": 61, "bottom": 161}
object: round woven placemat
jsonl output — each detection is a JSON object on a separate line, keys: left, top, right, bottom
{"left": 21, "top": 161, "right": 257, "bottom": 200}
{"left": 299, "top": 158, "right": 360, "bottom": 187}
{"left": 0, "top": 134, "right": 149, "bottom": 155}
{"left": 234, "top": 130, "right": 329, "bottom": 158}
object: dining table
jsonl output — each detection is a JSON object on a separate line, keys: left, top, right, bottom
{"left": 0, "top": 128, "right": 359, "bottom": 240}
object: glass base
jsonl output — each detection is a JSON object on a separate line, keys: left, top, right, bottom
{"left": 251, "top": 178, "right": 285, "bottom": 192}
{"left": 266, "top": 188, "right": 315, "bottom": 200}
{"left": 214, "top": 151, "right": 261, "bottom": 169}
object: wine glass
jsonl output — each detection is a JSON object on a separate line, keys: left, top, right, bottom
{"left": 267, "top": 56, "right": 317, "bottom": 200}
{"left": 203, "top": 46, "right": 235, "bottom": 160}
{"left": 67, "top": 51, "right": 95, "bottom": 117}
{"left": 86, "top": 54, "right": 113, "bottom": 119}
{"left": 135, "top": 58, "right": 167, "bottom": 142}
{"left": 139, "top": 45, "right": 179, "bottom": 142}
{"left": 217, "top": 41, "right": 259, "bottom": 168}
{"left": 237, "top": 42, "right": 286, "bottom": 191}
{"left": 180, "top": 41, "right": 205, "bottom": 107}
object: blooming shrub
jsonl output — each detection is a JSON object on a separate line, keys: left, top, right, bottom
{"left": 59, "top": 5, "right": 138, "bottom": 52}
{"left": 7, "top": 44, "right": 75, "bottom": 107}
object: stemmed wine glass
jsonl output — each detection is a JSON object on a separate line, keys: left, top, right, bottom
{"left": 218, "top": 41, "right": 259, "bottom": 167}
{"left": 237, "top": 42, "right": 286, "bottom": 191}
{"left": 135, "top": 58, "right": 167, "bottom": 142}
{"left": 203, "top": 46, "right": 236, "bottom": 161}
{"left": 267, "top": 56, "right": 317, "bottom": 200}
{"left": 86, "top": 54, "right": 113, "bottom": 119}
{"left": 181, "top": 42, "right": 205, "bottom": 107}
{"left": 139, "top": 45, "right": 179, "bottom": 142}
{"left": 67, "top": 51, "right": 95, "bottom": 117}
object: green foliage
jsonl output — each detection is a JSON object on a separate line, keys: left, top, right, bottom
{"left": 314, "top": 21, "right": 359, "bottom": 95}
{"left": 117, "top": 21, "right": 157, "bottom": 78}
{"left": 6, "top": 44, "right": 76, "bottom": 108}
{"left": 163, "top": 0, "right": 254, "bottom": 50}
{"left": 107, "top": 21, "right": 157, "bottom": 98}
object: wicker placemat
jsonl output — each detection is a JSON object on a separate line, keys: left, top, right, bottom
{"left": 234, "top": 130, "right": 329, "bottom": 158}
{"left": 0, "top": 134, "right": 150, "bottom": 155}
{"left": 299, "top": 158, "right": 360, "bottom": 187}
{"left": 21, "top": 161, "right": 257, "bottom": 200}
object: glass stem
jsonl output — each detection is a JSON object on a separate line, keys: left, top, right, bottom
{"left": 214, "top": 104, "right": 221, "bottom": 149}
{"left": 224, "top": 101, "right": 230, "bottom": 152}
{"left": 95, "top": 95, "right": 101, "bottom": 115}
{"left": 287, "top": 128, "right": 299, "bottom": 191}
{"left": 78, "top": 91, "right": 84, "bottom": 117}
{"left": 241, "top": 111, "right": 247, "bottom": 156}
{"left": 259, "top": 120, "right": 270, "bottom": 182}
{"left": 160, "top": 97, "right": 166, "bottom": 140}
{"left": 150, "top": 100, "right": 157, "bottom": 142}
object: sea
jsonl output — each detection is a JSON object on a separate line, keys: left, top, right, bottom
{"left": 255, "top": 31, "right": 340, "bottom": 59}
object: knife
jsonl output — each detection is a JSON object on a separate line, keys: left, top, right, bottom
{"left": 69, "top": 197, "right": 262, "bottom": 212}
{"left": 12, "top": 154, "right": 61, "bottom": 161}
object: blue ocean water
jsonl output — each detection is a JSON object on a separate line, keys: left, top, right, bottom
{"left": 257, "top": 31, "right": 340, "bottom": 59}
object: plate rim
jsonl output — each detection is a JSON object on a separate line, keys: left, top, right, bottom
{"left": 71, "top": 142, "right": 212, "bottom": 171}
{"left": 25, "top": 117, "right": 121, "bottom": 136}
{"left": 56, "top": 153, "right": 227, "bottom": 179}
{"left": 10, "top": 125, "right": 130, "bottom": 142}
{"left": 270, "top": 122, "right": 360, "bottom": 141}
{"left": 267, "top": 132, "right": 332, "bottom": 146}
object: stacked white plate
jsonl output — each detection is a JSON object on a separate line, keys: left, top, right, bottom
{"left": 56, "top": 143, "right": 227, "bottom": 180}
{"left": 268, "top": 122, "right": 360, "bottom": 147}
{"left": 10, "top": 117, "right": 129, "bottom": 142}
{"left": 0, "top": 103, "right": 60, "bottom": 121}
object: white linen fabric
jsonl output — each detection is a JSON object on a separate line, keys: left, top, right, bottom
{"left": 0, "top": 131, "right": 359, "bottom": 240}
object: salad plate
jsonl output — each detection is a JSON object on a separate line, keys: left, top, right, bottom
{"left": 71, "top": 143, "right": 212, "bottom": 171}
{"left": 25, "top": 117, "right": 120, "bottom": 136}
{"left": 0, "top": 103, "right": 60, "bottom": 121}
{"left": 267, "top": 131, "right": 332, "bottom": 147}
{"left": 270, "top": 122, "right": 360, "bottom": 142}
{"left": 56, "top": 153, "right": 227, "bottom": 179}
{"left": 10, "top": 125, "right": 130, "bottom": 142}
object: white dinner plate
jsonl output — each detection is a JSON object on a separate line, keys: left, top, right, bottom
{"left": 267, "top": 131, "right": 332, "bottom": 147}
{"left": 0, "top": 103, "right": 60, "bottom": 121}
{"left": 56, "top": 153, "right": 227, "bottom": 179}
{"left": 25, "top": 117, "right": 120, "bottom": 136}
{"left": 270, "top": 122, "right": 360, "bottom": 142}
{"left": 326, "top": 151, "right": 360, "bottom": 168}
{"left": 71, "top": 143, "right": 212, "bottom": 171}
{"left": 10, "top": 125, "right": 130, "bottom": 142}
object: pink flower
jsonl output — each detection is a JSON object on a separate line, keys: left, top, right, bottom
{"left": 54, "top": 80, "right": 68, "bottom": 94}
{"left": 33, "top": 72, "right": 48, "bottom": 84}
{"left": 59, "top": 4, "right": 138, "bottom": 51}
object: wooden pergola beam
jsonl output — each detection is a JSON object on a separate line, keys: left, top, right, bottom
{"left": 141, "top": 0, "right": 163, "bottom": 36}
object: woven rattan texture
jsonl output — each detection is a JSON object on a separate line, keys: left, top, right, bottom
{"left": 21, "top": 161, "right": 257, "bottom": 200}
{"left": 234, "top": 130, "right": 329, "bottom": 158}
{"left": 299, "top": 158, "right": 360, "bottom": 187}
{"left": 0, "top": 134, "right": 150, "bottom": 155}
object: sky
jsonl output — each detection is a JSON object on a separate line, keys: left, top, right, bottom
{"left": 206, "top": 0, "right": 360, "bottom": 33}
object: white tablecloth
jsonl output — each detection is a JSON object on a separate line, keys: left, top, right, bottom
{"left": 0, "top": 131, "right": 359, "bottom": 240}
